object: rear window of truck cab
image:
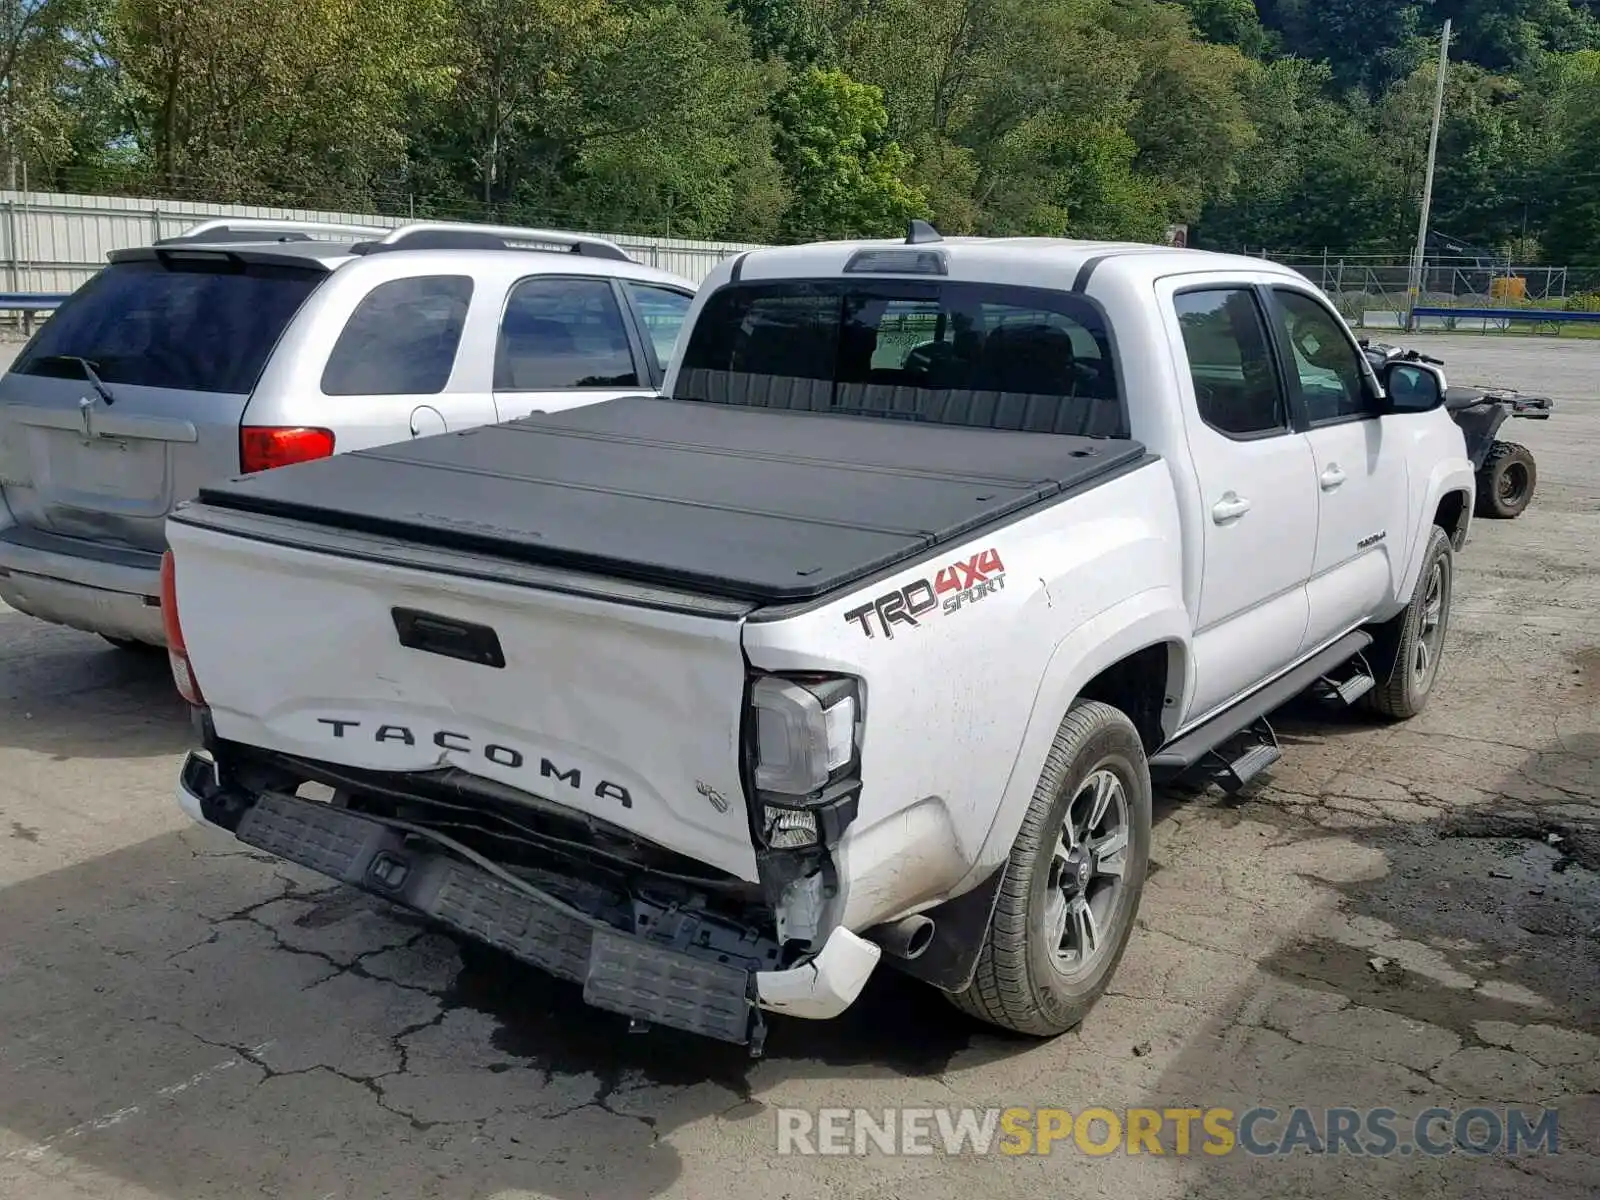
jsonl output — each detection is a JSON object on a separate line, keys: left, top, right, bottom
{"left": 673, "top": 279, "right": 1128, "bottom": 437}
{"left": 14, "top": 256, "right": 323, "bottom": 395}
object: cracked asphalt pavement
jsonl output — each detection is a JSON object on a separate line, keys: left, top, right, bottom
{"left": 0, "top": 335, "right": 1595, "bottom": 1199}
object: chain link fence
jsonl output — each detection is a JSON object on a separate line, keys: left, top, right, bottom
{"left": 1247, "top": 251, "right": 1573, "bottom": 329}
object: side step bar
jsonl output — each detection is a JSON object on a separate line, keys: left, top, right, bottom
{"left": 1316, "top": 650, "right": 1377, "bottom": 706}
{"left": 1201, "top": 718, "right": 1282, "bottom": 794}
{"left": 1152, "top": 630, "right": 1375, "bottom": 783}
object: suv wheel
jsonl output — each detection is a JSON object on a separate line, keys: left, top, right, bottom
{"left": 947, "top": 700, "right": 1151, "bottom": 1037}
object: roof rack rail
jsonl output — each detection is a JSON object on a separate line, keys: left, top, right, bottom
{"left": 159, "top": 218, "right": 393, "bottom": 246}
{"left": 353, "top": 222, "right": 633, "bottom": 263}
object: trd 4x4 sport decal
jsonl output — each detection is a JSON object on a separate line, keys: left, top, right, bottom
{"left": 844, "top": 549, "right": 1007, "bottom": 640}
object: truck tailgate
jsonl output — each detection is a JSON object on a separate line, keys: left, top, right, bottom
{"left": 165, "top": 515, "right": 761, "bottom": 882}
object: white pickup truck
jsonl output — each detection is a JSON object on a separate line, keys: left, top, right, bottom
{"left": 166, "top": 226, "right": 1475, "bottom": 1052}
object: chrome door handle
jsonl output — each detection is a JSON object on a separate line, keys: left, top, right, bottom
{"left": 1212, "top": 493, "right": 1252, "bottom": 523}
{"left": 1320, "top": 464, "right": 1347, "bottom": 490}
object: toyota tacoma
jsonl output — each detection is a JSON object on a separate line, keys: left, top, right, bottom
{"left": 165, "top": 225, "right": 1475, "bottom": 1052}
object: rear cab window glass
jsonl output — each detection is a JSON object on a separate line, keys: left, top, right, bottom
{"left": 1173, "top": 288, "right": 1289, "bottom": 438}
{"left": 14, "top": 257, "right": 322, "bottom": 394}
{"left": 321, "top": 275, "right": 474, "bottom": 396}
{"left": 496, "top": 277, "right": 639, "bottom": 390}
{"left": 673, "top": 280, "right": 1126, "bottom": 437}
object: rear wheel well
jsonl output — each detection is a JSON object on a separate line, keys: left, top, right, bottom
{"left": 1076, "top": 643, "right": 1173, "bottom": 755}
{"left": 1435, "top": 490, "right": 1470, "bottom": 549}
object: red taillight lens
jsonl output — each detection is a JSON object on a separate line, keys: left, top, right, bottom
{"left": 160, "top": 550, "right": 204, "bottom": 705}
{"left": 240, "top": 426, "right": 335, "bottom": 474}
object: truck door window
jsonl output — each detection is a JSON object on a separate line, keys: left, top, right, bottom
{"left": 495, "top": 276, "right": 640, "bottom": 390}
{"left": 1269, "top": 288, "right": 1370, "bottom": 424}
{"left": 321, "top": 275, "right": 474, "bottom": 396}
{"left": 674, "top": 280, "right": 1126, "bottom": 437}
{"left": 1173, "top": 288, "right": 1288, "bottom": 438}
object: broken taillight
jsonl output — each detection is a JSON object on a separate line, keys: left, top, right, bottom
{"left": 160, "top": 550, "right": 204, "bottom": 706}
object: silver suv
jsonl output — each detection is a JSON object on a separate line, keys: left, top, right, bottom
{"left": 0, "top": 218, "right": 698, "bottom": 648}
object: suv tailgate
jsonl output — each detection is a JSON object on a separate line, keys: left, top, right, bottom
{"left": 167, "top": 512, "right": 762, "bottom": 881}
{"left": 0, "top": 253, "right": 323, "bottom": 553}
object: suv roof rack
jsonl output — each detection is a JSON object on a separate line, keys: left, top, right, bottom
{"left": 159, "top": 218, "right": 394, "bottom": 246}
{"left": 351, "top": 222, "right": 633, "bottom": 263}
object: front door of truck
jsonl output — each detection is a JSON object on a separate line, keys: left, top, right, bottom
{"left": 1159, "top": 279, "right": 1318, "bottom": 724}
{"left": 1263, "top": 285, "right": 1412, "bottom": 653}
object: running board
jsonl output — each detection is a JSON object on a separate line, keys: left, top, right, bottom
{"left": 1152, "top": 630, "right": 1374, "bottom": 780}
{"left": 1316, "top": 651, "right": 1377, "bottom": 706}
{"left": 1202, "top": 718, "right": 1282, "bottom": 794}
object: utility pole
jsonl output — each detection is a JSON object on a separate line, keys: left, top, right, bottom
{"left": 1408, "top": 19, "right": 1452, "bottom": 329}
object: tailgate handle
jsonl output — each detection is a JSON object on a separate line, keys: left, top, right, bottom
{"left": 392, "top": 608, "right": 505, "bottom": 669}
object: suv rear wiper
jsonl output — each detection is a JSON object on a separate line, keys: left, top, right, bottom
{"left": 33, "top": 355, "right": 117, "bottom": 406}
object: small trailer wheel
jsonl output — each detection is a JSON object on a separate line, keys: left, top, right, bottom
{"left": 1475, "top": 441, "right": 1537, "bottom": 520}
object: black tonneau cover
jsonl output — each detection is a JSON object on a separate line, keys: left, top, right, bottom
{"left": 194, "top": 397, "right": 1148, "bottom": 603}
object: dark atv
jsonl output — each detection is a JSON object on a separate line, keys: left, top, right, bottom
{"left": 1361, "top": 340, "right": 1553, "bottom": 520}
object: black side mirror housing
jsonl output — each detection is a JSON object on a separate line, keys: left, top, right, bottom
{"left": 1381, "top": 361, "right": 1446, "bottom": 413}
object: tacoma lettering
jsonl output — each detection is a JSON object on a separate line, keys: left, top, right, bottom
{"left": 314, "top": 719, "right": 632, "bottom": 808}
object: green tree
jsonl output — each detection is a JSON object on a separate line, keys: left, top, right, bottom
{"left": 1178, "top": 0, "right": 1276, "bottom": 56}
{"left": 1257, "top": 0, "right": 1427, "bottom": 93}
{"left": 729, "top": 0, "right": 827, "bottom": 64}
{"left": 443, "top": 0, "right": 612, "bottom": 205}
{"left": 1196, "top": 58, "right": 1411, "bottom": 253}
{"left": 771, "top": 66, "right": 928, "bottom": 238}
{"left": 1536, "top": 50, "right": 1600, "bottom": 262}
{"left": 0, "top": 0, "right": 108, "bottom": 186}
{"left": 113, "top": 0, "right": 452, "bottom": 203}
{"left": 555, "top": 0, "right": 789, "bottom": 239}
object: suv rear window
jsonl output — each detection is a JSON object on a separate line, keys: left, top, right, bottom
{"left": 14, "top": 257, "right": 322, "bottom": 394}
{"left": 674, "top": 280, "right": 1126, "bottom": 437}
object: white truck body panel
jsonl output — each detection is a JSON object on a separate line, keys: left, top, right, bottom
{"left": 166, "top": 517, "right": 760, "bottom": 881}
{"left": 742, "top": 463, "right": 1185, "bottom": 931}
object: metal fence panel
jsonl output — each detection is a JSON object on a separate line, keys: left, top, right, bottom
{"left": 0, "top": 189, "right": 767, "bottom": 292}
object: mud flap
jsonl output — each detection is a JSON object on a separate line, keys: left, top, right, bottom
{"left": 878, "top": 865, "right": 1008, "bottom": 993}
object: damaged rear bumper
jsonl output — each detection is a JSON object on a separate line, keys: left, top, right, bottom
{"left": 177, "top": 750, "right": 880, "bottom": 1047}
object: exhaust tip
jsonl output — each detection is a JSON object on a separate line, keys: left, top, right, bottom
{"left": 873, "top": 913, "right": 936, "bottom": 961}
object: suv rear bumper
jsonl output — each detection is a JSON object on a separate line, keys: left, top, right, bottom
{"left": 0, "top": 528, "right": 165, "bottom": 644}
{"left": 175, "top": 750, "right": 881, "bottom": 1046}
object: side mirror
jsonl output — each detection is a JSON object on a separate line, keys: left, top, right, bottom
{"left": 1381, "top": 361, "right": 1445, "bottom": 413}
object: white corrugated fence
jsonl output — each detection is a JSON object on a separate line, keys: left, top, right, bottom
{"left": 0, "top": 190, "right": 765, "bottom": 293}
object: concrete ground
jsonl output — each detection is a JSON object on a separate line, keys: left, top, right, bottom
{"left": 0, "top": 335, "right": 1594, "bottom": 1200}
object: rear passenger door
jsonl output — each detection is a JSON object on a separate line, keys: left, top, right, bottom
{"left": 318, "top": 274, "right": 493, "bottom": 443}
{"left": 492, "top": 276, "right": 655, "bottom": 420}
{"left": 1159, "top": 280, "right": 1319, "bottom": 723}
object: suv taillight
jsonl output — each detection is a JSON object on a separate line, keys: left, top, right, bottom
{"left": 240, "top": 426, "right": 335, "bottom": 473}
{"left": 160, "top": 550, "right": 204, "bottom": 706}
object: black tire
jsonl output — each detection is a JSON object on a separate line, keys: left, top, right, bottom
{"left": 1363, "top": 525, "right": 1453, "bottom": 721}
{"left": 947, "top": 700, "right": 1152, "bottom": 1037}
{"left": 1475, "top": 441, "right": 1536, "bottom": 520}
